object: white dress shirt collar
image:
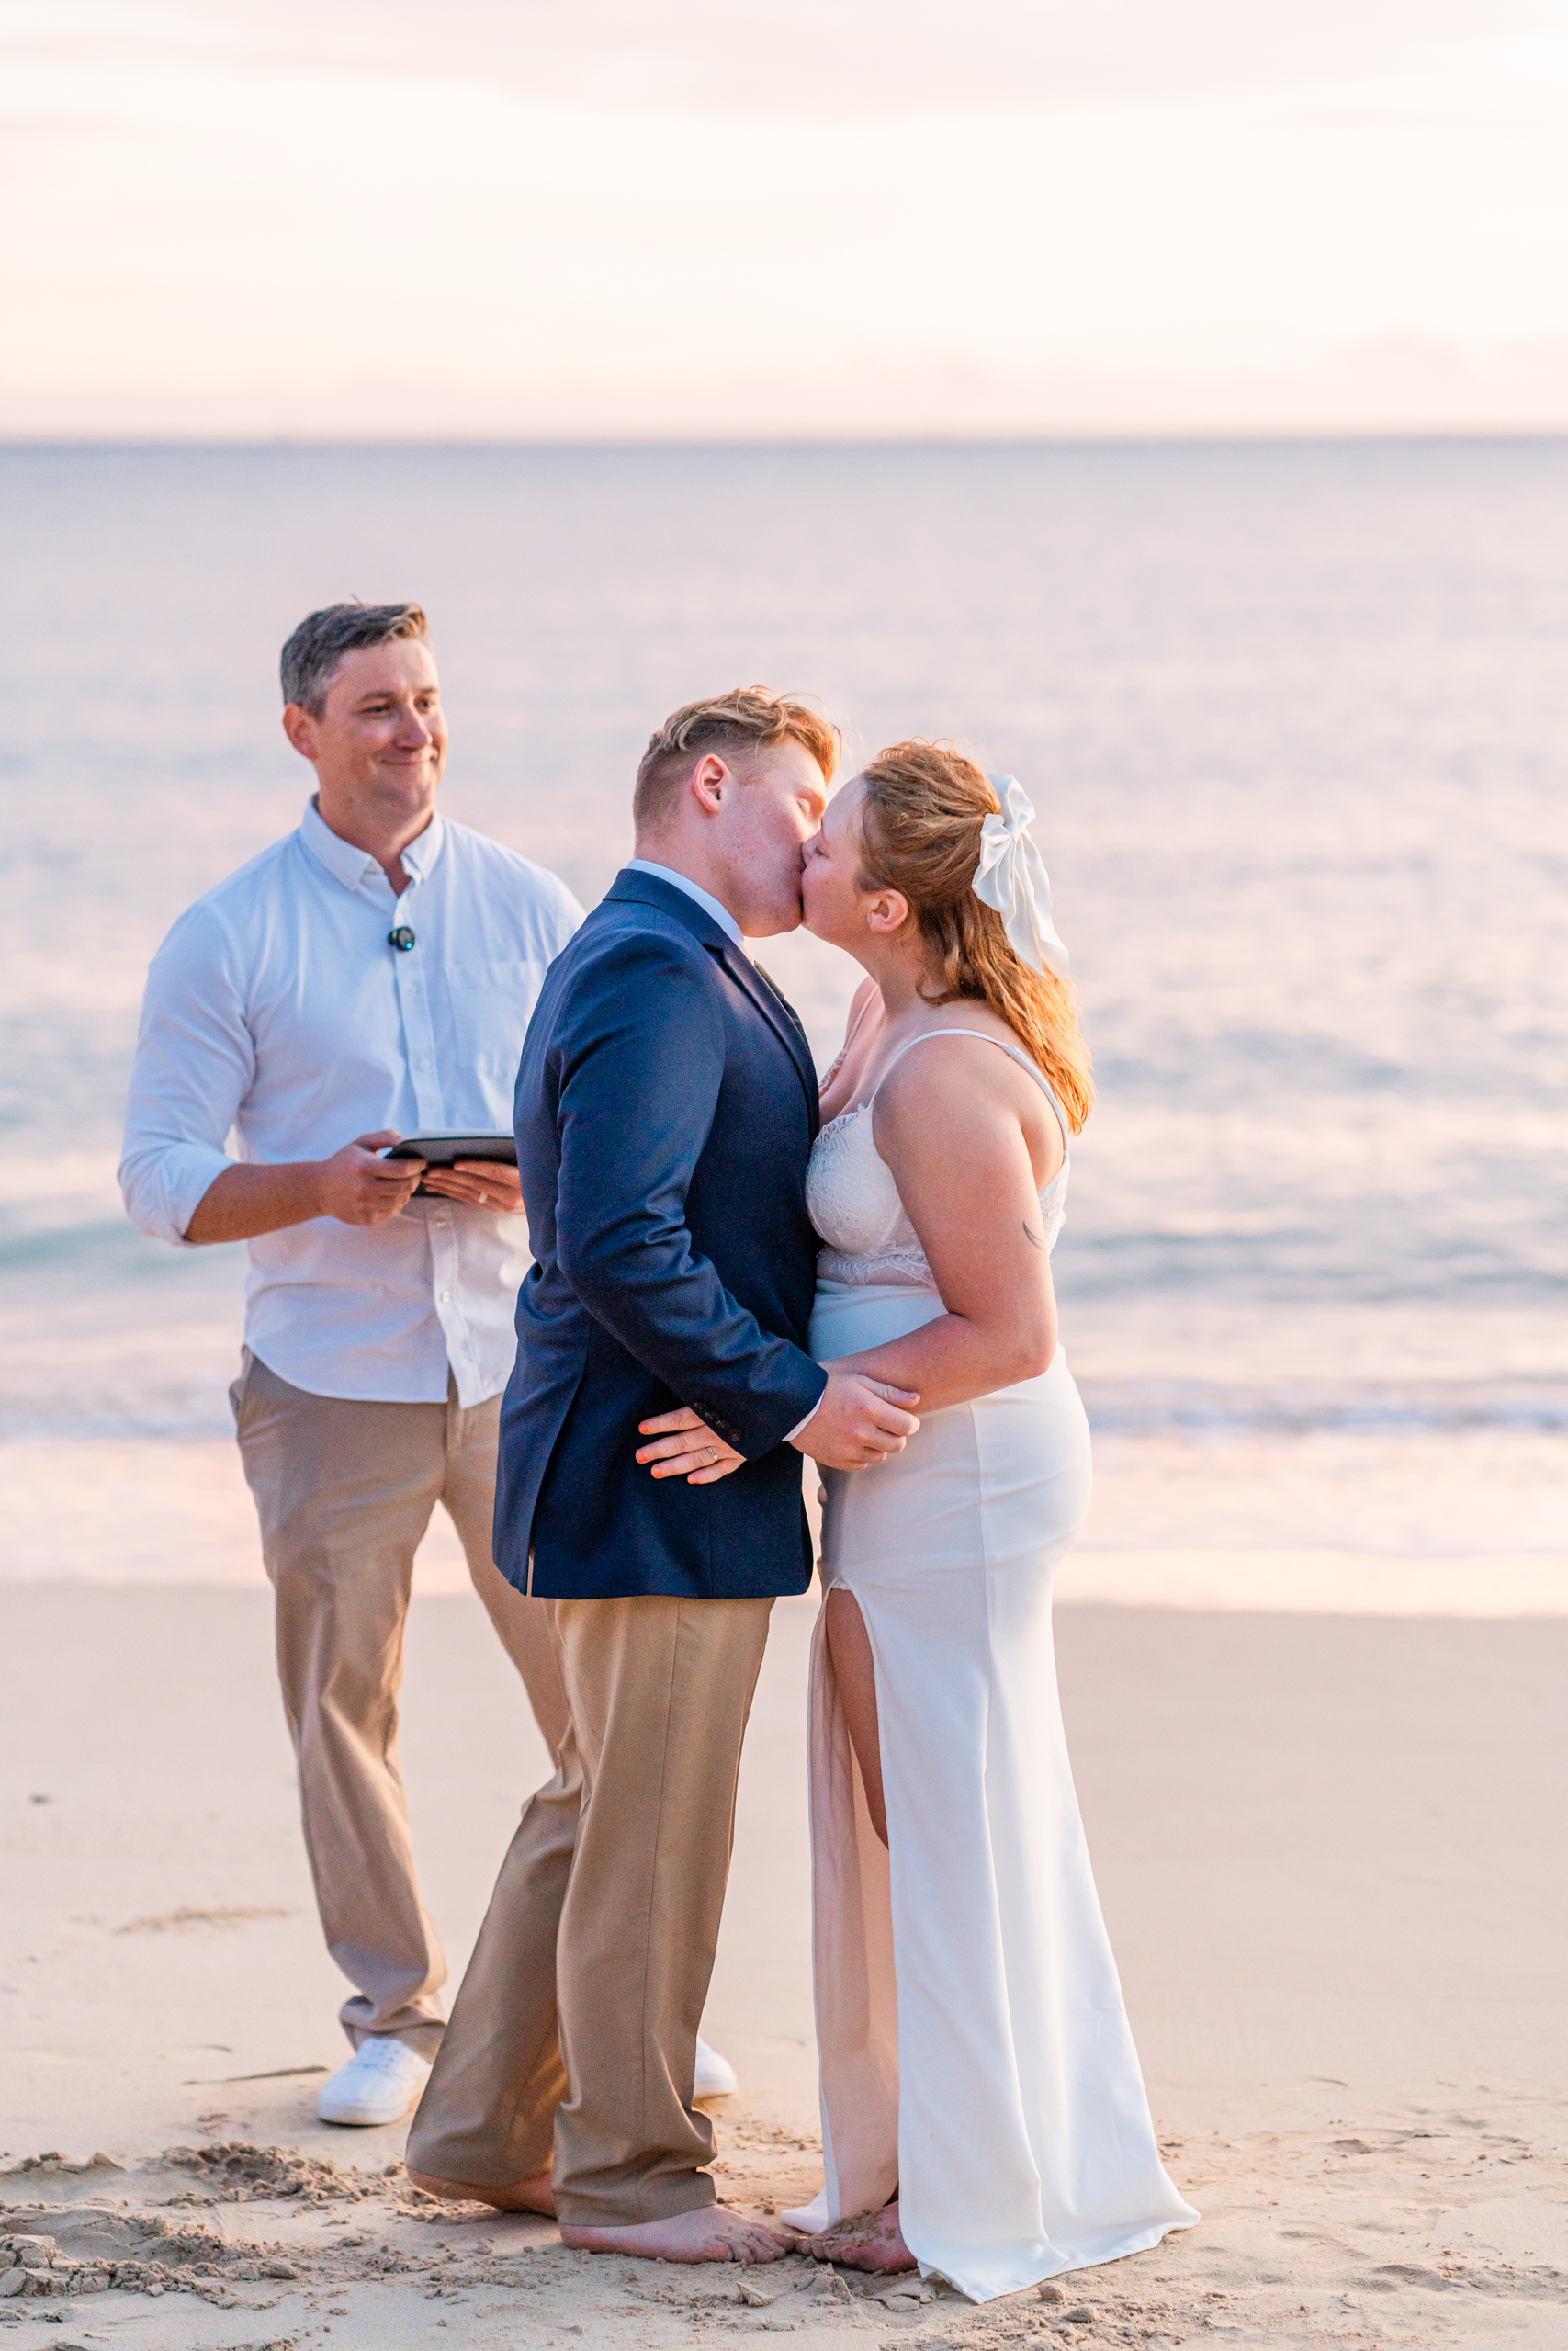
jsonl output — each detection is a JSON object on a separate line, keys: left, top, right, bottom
{"left": 301, "top": 797, "right": 446, "bottom": 895}
{"left": 625, "top": 858, "right": 743, "bottom": 947}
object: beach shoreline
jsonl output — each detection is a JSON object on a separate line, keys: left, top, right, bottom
{"left": 6, "top": 1433, "right": 1564, "bottom": 1616}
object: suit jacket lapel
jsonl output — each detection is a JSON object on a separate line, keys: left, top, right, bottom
{"left": 600, "top": 867, "right": 819, "bottom": 1137}
{"left": 716, "top": 945, "right": 821, "bottom": 1138}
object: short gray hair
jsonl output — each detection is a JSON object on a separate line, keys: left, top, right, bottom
{"left": 279, "top": 601, "right": 430, "bottom": 716}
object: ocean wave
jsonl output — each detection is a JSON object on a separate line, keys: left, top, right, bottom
{"left": 4, "top": 1382, "right": 1566, "bottom": 1448}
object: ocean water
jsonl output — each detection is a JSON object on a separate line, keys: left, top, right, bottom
{"left": 3, "top": 439, "right": 1566, "bottom": 1566}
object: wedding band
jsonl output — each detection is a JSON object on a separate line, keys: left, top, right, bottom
{"left": 705, "top": 1446, "right": 717, "bottom": 1464}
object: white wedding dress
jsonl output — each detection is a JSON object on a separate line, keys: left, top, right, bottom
{"left": 782, "top": 1029, "right": 1197, "bottom": 2301}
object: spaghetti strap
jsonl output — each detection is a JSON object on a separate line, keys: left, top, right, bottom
{"left": 820, "top": 987, "right": 882, "bottom": 1093}
{"left": 867, "top": 1027, "right": 1071, "bottom": 1147}
{"left": 842, "top": 989, "right": 879, "bottom": 1052}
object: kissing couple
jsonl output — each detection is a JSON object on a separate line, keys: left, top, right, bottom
{"left": 405, "top": 689, "right": 1197, "bottom": 2301}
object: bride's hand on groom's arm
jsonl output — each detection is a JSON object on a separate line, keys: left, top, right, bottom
{"left": 637, "top": 1407, "right": 747, "bottom": 1485}
{"left": 636, "top": 1370, "right": 919, "bottom": 1482}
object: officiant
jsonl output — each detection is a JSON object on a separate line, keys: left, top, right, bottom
{"left": 118, "top": 599, "right": 588, "bottom": 2129}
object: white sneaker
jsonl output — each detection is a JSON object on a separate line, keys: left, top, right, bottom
{"left": 694, "top": 2034, "right": 739, "bottom": 2099}
{"left": 317, "top": 2035, "right": 431, "bottom": 2127}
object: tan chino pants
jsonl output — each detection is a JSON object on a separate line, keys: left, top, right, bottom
{"left": 407, "top": 1591, "right": 773, "bottom": 2225}
{"left": 231, "top": 1348, "right": 569, "bottom": 2055}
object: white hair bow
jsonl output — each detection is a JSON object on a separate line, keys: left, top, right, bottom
{"left": 971, "top": 775, "right": 1070, "bottom": 978}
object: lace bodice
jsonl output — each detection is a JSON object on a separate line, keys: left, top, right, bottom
{"left": 807, "top": 1029, "right": 1070, "bottom": 1291}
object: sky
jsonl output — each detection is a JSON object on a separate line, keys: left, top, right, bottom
{"left": 6, "top": 0, "right": 1568, "bottom": 437}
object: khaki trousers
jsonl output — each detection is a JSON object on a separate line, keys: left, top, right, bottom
{"left": 231, "top": 1349, "right": 569, "bottom": 2056}
{"left": 407, "top": 1592, "right": 773, "bottom": 2226}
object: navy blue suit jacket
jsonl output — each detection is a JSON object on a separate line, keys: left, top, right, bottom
{"left": 494, "top": 868, "right": 828, "bottom": 1600}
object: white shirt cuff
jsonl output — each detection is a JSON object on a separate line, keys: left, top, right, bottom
{"left": 784, "top": 1392, "right": 825, "bottom": 1445}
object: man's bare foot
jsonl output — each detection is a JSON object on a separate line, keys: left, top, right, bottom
{"left": 559, "top": 2203, "right": 797, "bottom": 2264}
{"left": 405, "top": 2165, "right": 555, "bottom": 2216}
{"left": 808, "top": 2200, "right": 915, "bottom": 2273}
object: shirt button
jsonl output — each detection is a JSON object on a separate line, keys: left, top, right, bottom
{"left": 409, "top": 982, "right": 421, "bottom": 994}
{"left": 418, "top": 1057, "right": 430, "bottom": 1069}
{"left": 439, "top": 1289, "right": 452, "bottom": 1303}
{"left": 434, "top": 1217, "right": 448, "bottom": 1228}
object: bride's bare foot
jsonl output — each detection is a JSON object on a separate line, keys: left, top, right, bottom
{"left": 559, "top": 2203, "right": 797, "bottom": 2264}
{"left": 404, "top": 2165, "right": 555, "bottom": 2216}
{"left": 808, "top": 2200, "right": 915, "bottom": 2273}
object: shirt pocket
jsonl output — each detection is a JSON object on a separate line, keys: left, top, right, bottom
{"left": 444, "top": 960, "right": 547, "bottom": 1091}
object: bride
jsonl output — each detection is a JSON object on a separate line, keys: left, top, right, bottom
{"left": 642, "top": 740, "right": 1196, "bottom": 2300}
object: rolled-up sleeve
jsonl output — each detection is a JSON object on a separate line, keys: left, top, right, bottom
{"left": 118, "top": 903, "right": 254, "bottom": 1246}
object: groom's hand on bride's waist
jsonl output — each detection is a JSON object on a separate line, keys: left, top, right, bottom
{"left": 788, "top": 1373, "right": 920, "bottom": 1471}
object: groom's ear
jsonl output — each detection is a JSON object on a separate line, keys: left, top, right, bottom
{"left": 689, "top": 753, "right": 735, "bottom": 817}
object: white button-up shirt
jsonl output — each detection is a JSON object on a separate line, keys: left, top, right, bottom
{"left": 119, "top": 798, "right": 584, "bottom": 1406}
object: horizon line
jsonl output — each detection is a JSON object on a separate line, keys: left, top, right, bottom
{"left": 5, "top": 426, "right": 1568, "bottom": 455}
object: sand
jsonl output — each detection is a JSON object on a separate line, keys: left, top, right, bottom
{"left": 3, "top": 1584, "right": 1566, "bottom": 2350}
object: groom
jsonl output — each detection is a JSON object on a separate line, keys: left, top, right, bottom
{"left": 406, "top": 689, "right": 919, "bottom": 2260}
